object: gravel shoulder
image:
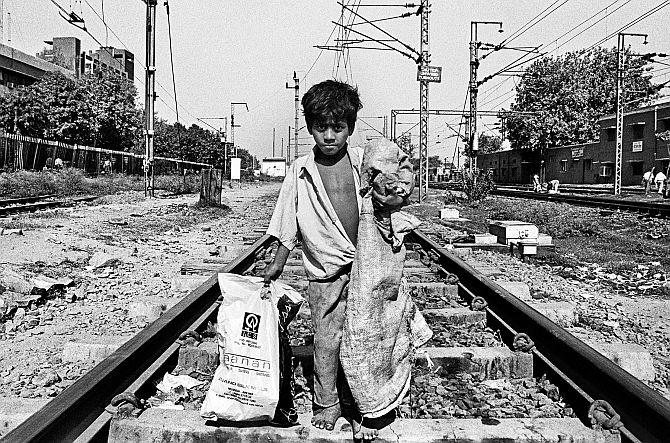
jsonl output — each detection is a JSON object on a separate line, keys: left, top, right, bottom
{"left": 0, "top": 183, "right": 281, "bottom": 404}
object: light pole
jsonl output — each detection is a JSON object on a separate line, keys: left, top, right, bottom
{"left": 614, "top": 32, "right": 648, "bottom": 195}
{"left": 470, "top": 21, "right": 503, "bottom": 172}
{"left": 230, "top": 102, "right": 248, "bottom": 158}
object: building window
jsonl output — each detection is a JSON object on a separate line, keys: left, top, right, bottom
{"left": 511, "top": 167, "right": 518, "bottom": 176}
{"left": 606, "top": 128, "right": 616, "bottom": 142}
{"left": 561, "top": 159, "right": 567, "bottom": 172}
{"left": 584, "top": 159, "right": 593, "bottom": 170}
{"left": 632, "top": 123, "right": 644, "bottom": 140}
{"left": 631, "top": 162, "right": 644, "bottom": 175}
{"left": 660, "top": 118, "right": 670, "bottom": 132}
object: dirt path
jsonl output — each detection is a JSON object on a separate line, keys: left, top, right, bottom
{"left": 0, "top": 182, "right": 281, "bottom": 405}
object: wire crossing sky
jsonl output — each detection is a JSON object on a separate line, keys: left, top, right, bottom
{"left": 13, "top": 1, "right": 670, "bottom": 162}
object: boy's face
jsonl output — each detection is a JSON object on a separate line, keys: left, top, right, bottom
{"left": 309, "top": 117, "right": 350, "bottom": 157}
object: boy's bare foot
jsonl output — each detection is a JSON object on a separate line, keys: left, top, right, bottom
{"left": 311, "top": 403, "right": 341, "bottom": 431}
{"left": 352, "top": 411, "right": 396, "bottom": 442}
{"left": 352, "top": 419, "right": 378, "bottom": 441}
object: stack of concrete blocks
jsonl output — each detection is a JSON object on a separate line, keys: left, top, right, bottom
{"left": 439, "top": 206, "right": 460, "bottom": 220}
{"left": 489, "top": 220, "right": 539, "bottom": 256}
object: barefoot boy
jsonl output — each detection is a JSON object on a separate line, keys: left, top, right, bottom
{"left": 265, "top": 80, "right": 364, "bottom": 433}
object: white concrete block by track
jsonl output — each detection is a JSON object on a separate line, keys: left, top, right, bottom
{"left": 530, "top": 301, "right": 577, "bottom": 326}
{"left": 127, "top": 296, "right": 177, "bottom": 322}
{"left": 62, "top": 335, "right": 132, "bottom": 362}
{"left": 495, "top": 280, "right": 531, "bottom": 300}
{"left": 416, "top": 346, "right": 533, "bottom": 379}
{"left": 587, "top": 342, "right": 656, "bottom": 381}
{"left": 422, "top": 307, "right": 486, "bottom": 326}
{"left": 0, "top": 397, "right": 49, "bottom": 438}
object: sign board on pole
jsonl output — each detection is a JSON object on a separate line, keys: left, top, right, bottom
{"left": 417, "top": 65, "right": 442, "bottom": 82}
{"left": 571, "top": 146, "right": 584, "bottom": 159}
{"left": 632, "top": 141, "right": 643, "bottom": 152}
{"left": 230, "top": 157, "right": 241, "bottom": 180}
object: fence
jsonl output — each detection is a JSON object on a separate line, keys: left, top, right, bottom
{"left": 0, "top": 132, "right": 212, "bottom": 175}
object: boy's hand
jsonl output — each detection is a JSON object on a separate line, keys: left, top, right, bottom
{"left": 264, "top": 260, "right": 284, "bottom": 283}
{"left": 372, "top": 189, "right": 404, "bottom": 208}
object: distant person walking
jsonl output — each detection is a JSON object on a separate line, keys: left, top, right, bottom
{"left": 532, "top": 173, "right": 541, "bottom": 192}
{"left": 655, "top": 170, "right": 667, "bottom": 194}
{"left": 643, "top": 167, "right": 655, "bottom": 194}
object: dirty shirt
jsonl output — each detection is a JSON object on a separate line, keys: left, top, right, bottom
{"left": 266, "top": 146, "right": 363, "bottom": 281}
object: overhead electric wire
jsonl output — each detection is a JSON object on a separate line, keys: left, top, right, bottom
{"left": 498, "top": 0, "right": 569, "bottom": 48}
{"left": 582, "top": 0, "right": 670, "bottom": 53}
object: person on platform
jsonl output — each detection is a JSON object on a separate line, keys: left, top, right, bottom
{"left": 655, "top": 169, "right": 667, "bottom": 194}
{"left": 264, "top": 80, "right": 407, "bottom": 441}
{"left": 532, "top": 173, "right": 541, "bottom": 192}
{"left": 643, "top": 167, "right": 655, "bottom": 194}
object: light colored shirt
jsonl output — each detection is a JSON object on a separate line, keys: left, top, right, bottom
{"left": 643, "top": 171, "right": 653, "bottom": 181}
{"left": 655, "top": 172, "right": 666, "bottom": 182}
{"left": 267, "top": 146, "right": 363, "bottom": 281}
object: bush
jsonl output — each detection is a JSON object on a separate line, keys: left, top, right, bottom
{"left": 460, "top": 170, "right": 495, "bottom": 203}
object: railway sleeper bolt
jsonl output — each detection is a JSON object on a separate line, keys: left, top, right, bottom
{"left": 588, "top": 400, "right": 623, "bottom": 431}
{"left": 513, "top": 333, "right": 535, "bottom": 352}
{"left": 107, "top": 392, "right": 142, "bottom": 419}
{"left": 471, "top": 296, "right": 488, "bottom": 311}
{"left": 177, "top": 330, "right": 203, "bottom": 347}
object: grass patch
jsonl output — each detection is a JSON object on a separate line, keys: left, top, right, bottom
{"left": 0, "top": 169, "right": 202, "bottom": 199}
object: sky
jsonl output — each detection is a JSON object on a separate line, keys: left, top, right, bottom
{"left": 9, "top": 0, "right": 670, "bottom": 166}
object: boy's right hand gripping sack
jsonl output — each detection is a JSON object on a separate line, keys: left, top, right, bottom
{"left": 200, "top": 273, "right": 281, "bottom": 422}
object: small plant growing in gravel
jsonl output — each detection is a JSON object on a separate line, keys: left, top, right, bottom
{"left": 460, "top": 169, "right": 495, "bottom": 204}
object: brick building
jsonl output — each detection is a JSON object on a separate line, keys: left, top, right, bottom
{"left": 479, "top": 100, "right": 670, "bottom": 186}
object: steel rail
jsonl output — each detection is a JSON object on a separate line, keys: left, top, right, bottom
{"left": 491, "top": 188, "right": 670, "bottom": 216}
{"left": 408, "top": 229, "right": 670, "bottom": 443}
{"left": 5, "top": 234, "right": 275, "bottom": 442}
{"left": 0, "top": 194, "right": 57, "bottom": 206}
{"left": 0, "top": 195, "right": 99, "bottom": 216}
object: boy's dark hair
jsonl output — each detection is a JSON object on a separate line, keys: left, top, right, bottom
{"left": 301, "top": 80, "right": 363, "bottom": 133}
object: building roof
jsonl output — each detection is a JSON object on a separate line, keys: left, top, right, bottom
{"left": 598, "top": 97, "right": 670, "bottom": 121}
{"left": 262, "top": 157, "right": 287, "bottom": 162}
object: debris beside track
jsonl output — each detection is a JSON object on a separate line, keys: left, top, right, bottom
{"left": 0, "top": 183, "right": 281, "bottom": 436}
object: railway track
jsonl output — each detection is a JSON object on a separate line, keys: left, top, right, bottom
{"left": 0, "top": 195, "right": 99, "bottom": 217}
{"left": 490, "top": 188, "right": 670, "bottom": 217}
{"left": 6, "top": 228, "right": 670, "bottom": 442}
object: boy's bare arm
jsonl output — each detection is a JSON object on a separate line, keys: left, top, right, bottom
{"left": 264, "top": 243, "right": 291, "bottom": 283}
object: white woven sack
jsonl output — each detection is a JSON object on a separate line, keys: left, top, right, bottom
{"left": 201, "top": 273, "right": 280, "bottom": 422}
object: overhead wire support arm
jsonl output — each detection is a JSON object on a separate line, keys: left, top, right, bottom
{"left": 330, "top": 21, "right": 419, "bottom": 62}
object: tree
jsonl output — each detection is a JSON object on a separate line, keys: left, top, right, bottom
{"left": 506, "top": 46, "right": 656, "bottom": 153}
{"left": 0, "top": 71, "right": 142, "bottom": 151}
{"left": 477, "top": 133, "right": 503, "bottom": 154}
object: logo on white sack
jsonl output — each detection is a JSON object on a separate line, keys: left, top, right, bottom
{"left": 241, "top": 312, "right": 260, "bottom": 340}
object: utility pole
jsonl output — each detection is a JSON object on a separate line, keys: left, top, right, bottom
{"left": 272, "top": 127, "right": 276, "bottom": 157}
{"left": 287, "top": 125, "right": 292, "bottom": 162}
{"left": 143, "top": 0, "right": 157, "bottom": 197}
{"left": 418, "top": 0, "right": 429, "bottom": 201}
{"left": 286, "top": 71, "right": 299, "bottom": 161}
{"left": 230, "top": 102, "right": 248, "bottom": 157}
{"left": 383, "top": 115, "right": 388, "bottom": 138}
{"left": 615, "top": 32, "right": 648, "bottom": 195}
{"left": 469, "top": 21, "right": 503, "bottom": 173}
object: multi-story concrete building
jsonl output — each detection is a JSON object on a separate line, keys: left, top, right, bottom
{"left": 479, "top": 99, "right": 670, "bottom": 186}
{"left": 0, "top": 42, "right": 73, "bottom": 93}
{"left": 37, "top": 37, "right": 134, "bottom": 80}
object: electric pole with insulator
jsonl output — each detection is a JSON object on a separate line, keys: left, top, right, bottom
{"left": 143, "top": 0, "right": 157, "bottom": 197}
{"left": 418, "top": 0, "right": 429, "bottom": 201}
{"left": 615, "top": 32, "right": 648, "bottom": 195}
{"left": 469, "top": 21, "right": 503, "bottom": 173}
{"left": 230, "top": 102, "right": 248, "bottom": 158}
{"left": 286, "top": 71, "right": 299, "bottom": 161}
